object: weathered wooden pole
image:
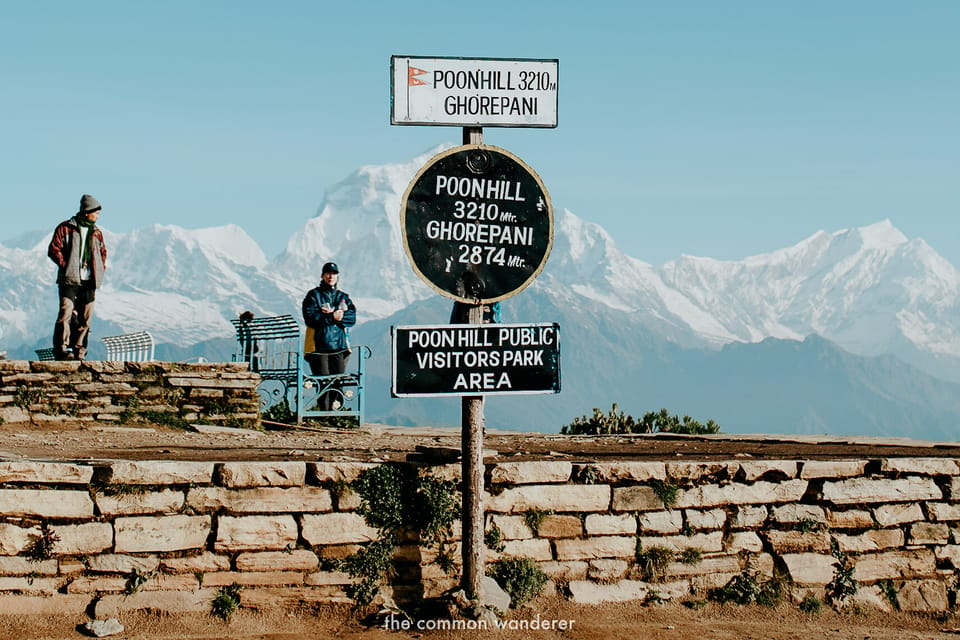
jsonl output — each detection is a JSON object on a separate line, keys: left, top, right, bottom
{"left": 460, "top": 339, "right": 485, "bottom": 598}
{"left": 460, "top": 125, "right": 486, "bottom": 600}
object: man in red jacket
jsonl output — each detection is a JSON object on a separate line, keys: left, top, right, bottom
{"left": 47, "top": 194, "right": 108, "bottom": 360}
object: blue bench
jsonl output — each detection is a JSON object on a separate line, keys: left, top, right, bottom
{"left": 231, "top": 314, "right": 370, "bottom": 424}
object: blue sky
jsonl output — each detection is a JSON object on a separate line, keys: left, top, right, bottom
{"left": 3, "top": 1, "right": 958, "bottom": 266}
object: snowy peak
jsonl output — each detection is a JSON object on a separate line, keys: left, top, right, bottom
{"left": 2, "top": 229, "right": 50, "bottom": 252}
{"left": 651, "top": 220, "right": 960, "bottom": 359}
{"left": 550, "top": 208, "right": 634, "bottom": 278}
{"left": 281, "top": 144, "right": 448, "bottom": 258}
{"left": 842, "top": 219, "right": 908, "bottom": 251}
{"left": 270, "top": 146, "right": 448, "bottom": 319}
{"left": 184, "top": 225, "right": 268, "bottom": 269}
{"left": 351, "top": 145, "right": 451, "bottom": 206}
{"left": 109, "top": 224, "right": 266, "bottom": 291}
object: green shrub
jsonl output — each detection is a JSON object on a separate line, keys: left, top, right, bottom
{"left": 14, "top": 386, "right": 44, "bottom": 410}
{"left": 561, "top": 403, "right": 638, "bottom": 435}
{"left": 678, "top": 547, "right": 702, "bottom": 565}
{"left": 879, "top": 579, "right": 900, "bottom": 611}
{"left": 576, "top": 465, "right": 600, "bottom": 484}
{"left": 561, "top": 405, "right": 720, "bottom": 435}
{"left": 303, "top": 415, "right": 359, "bottom": 429}
{"left": 124, "top": 568, "right": 154, "bottom": 595}
{"left": 140, "top": 410, "right": 191, "bottom": 430}
{"left": 353, "top": 464, "right": 409, "bottom": 532}
{"left": 485, "top": 524, "right": 506, "bottom": 553}
{"left": 487, "top": 557, "right": 548, "bottom": 608}
{"left": 262, "top": 399, "right": 295, "bottom": 423}
{"left": 650, "top": 479, "right": 680, "bottom": 508}
{"left": 794, "top": 517, "right": 826, "bottom": 533}
{"left": 342, "top": 537, "right": 396, "bottom": 606}
{"left": 120, "top": 396, "right": 141, "bottom": 423}
{"left": 435, "top": 544, "right": 457, "bottom": 576}
{"left": 211, "top": 583, "right": 241, "bottom": 620}
{"left": 24, "top": 525, "right": 59, "bottom": 562}
{"left": 344, "top": 464, "right": 460, "bottom": 606}
{"left": 636, "top": 545, "right": 674, "bottom": 582}
{"left": 709, "top": 567, "right": 783, "bottom": 606}
{"left": 668, "top": 414, "right": 722, "bottom": 435}
{"left": 799, "top": 593, "right": 823, "bottom": 614}
{"left": 522, "top": 509, "right": 554, "bottom": 536}
{"left": 826, "top": 540, "right": 858, "bottom": 607}
{"left": 414, "top": 475, "right": 460, "bottom": 545}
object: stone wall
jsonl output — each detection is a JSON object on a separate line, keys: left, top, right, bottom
{"left": 0, "top": 456, "right": 959, "bottom": 616}
{"left": 0, "top": 361, "right": 259, "bottom": 428}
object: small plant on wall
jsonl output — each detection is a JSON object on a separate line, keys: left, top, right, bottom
{"left": 344, "top": 463, "right": 460, "bottom": 607}
{"left": 709, "top": 565, "right": 784, "bottom": 607}
{"left": 487, "top": 557, "right": 547, "bottom": 609}
{"left": 522, "top": 508, "right": 553, "bottom": 536}
{"left": 678, "top": 547, "right": 702, "bottom": 565}
{"left": 24, "top": 524, "right": 59, "bottom": 562}
{"left": 649, "top": 479, "right": 680, "bottom": 508}
{"left": 485, "top": 523, "right": 506, "bottom": 553}
{"left": 635, "top": 544, "right": 674, "bottom": 582}
{"left": 211, "top": 583, "right": 242, "bottom": 620}
{"left": 124, "top": 567, "right": 155, "bottom": 595}
{"left": 826, "top": 540, "right": 858, "bottom": 608}
{"left": 13, "top": 386, "right": 44, "bottom": 411}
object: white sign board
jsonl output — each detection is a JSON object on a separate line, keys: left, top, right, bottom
{"left": 391, "top": 56, "right": 558, "bottom": 128}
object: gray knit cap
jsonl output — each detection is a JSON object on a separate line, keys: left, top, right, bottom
{"left": 77, "top": 194, "right": 102, "bottom": 215}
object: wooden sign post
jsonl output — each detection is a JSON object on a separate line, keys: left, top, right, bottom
{"left": 460, "top": 126, "right": 484, "bottom": 598}
{"left": 392, "top": 56, "right": 559, "bottom": 602}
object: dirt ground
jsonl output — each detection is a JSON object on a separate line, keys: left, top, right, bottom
{"left": 4, "top": 599, "right": 960, "bottom": 640}
{"left": 2, "top": 419, "right": 960, "bottom": 463}
{"left": 4, "top": 419, "right": 960, "bottom": 638}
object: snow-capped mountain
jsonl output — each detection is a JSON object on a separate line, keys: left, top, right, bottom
{"left": 537, "top": 213, "right": 960, "bottom": 381}
{"left": 3, "top": 147, "right": 960, "bottom": 430}
{"left": 269, "top": 147, "right": 440, "bottom": 319}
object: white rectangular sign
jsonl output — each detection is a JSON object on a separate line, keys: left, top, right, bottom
{"left": 391, "top": 56, "right": 558, "bottom": 128}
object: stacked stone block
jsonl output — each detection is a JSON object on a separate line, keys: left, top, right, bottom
{"left": 0, "top": 460, "right": 379, "bottom": 616}
{"left": 477, "top": 457, "right": 960, "bottom": 611}
{"left": 0, "top": 456, "right": 959, "bottom": 615}
{"left": 0, "top": 361, "right": 259, "bottom": 427}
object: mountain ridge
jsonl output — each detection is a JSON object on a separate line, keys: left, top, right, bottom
{"left": 2, "top": 148, "right": 960, "bottom": 435}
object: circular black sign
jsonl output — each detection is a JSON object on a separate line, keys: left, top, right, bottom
{"left": 400, "top": 144, "right": 554, "bottom": 304}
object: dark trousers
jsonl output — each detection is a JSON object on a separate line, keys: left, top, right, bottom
{"left": 53, "top": 283, "right": 96, "bottom": 359}
{"left": 305, "top": 351, "right": 350, "bottom": 410}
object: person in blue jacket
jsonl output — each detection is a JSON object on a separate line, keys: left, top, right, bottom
{"left": 450, "top": 301, "right": 501, "bottom": 324}
{"left": 302, "top": 262, "right": 357, "bottom": 409}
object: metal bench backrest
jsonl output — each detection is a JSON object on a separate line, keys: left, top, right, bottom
{"left": 35, "top": 348, "right": 56, "bottom": 361}
{"left": 231, "top": 314, "right": 301, "bottom": 382}
{"left": 102, "top": 331, "right": 155, "bottom": 362}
